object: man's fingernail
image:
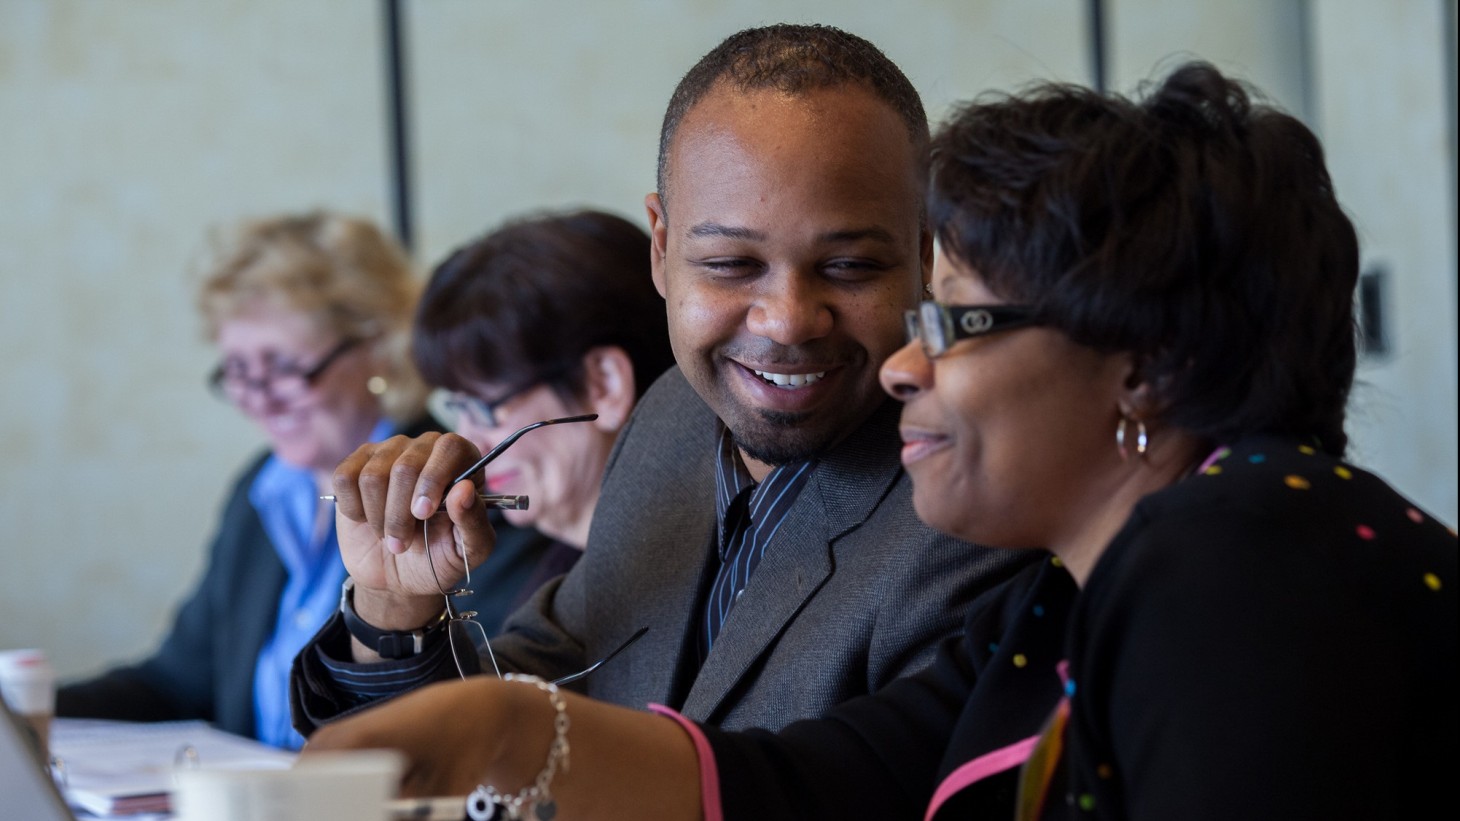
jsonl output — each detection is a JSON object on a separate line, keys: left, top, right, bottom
{"left": 412, "top": 495, "right": 434, "bottom": 518}
{"left": 385, "top": 536, "right": 405, "bottom": 554}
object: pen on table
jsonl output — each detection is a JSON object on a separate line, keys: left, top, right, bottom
{"left": 319, "top": 493, "right": 530, "bottom": 511}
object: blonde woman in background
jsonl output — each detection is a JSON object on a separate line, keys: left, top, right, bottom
{"left": 56, "top": 212, "right": 554, "bottom": 749}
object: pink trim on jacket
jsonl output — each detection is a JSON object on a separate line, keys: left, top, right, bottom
{"left": 924, "top": 734, "right": 1042, "bottom": 821}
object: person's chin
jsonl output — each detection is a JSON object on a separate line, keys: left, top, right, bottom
{"left": 911, "top": 486, "right": 970, "bottom": 540}
{"left": 274, "top": 445, "right": 323, "bottom": 473}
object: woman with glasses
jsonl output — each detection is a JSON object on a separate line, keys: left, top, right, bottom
{"left": 414, "top": 208, "right": 674, "bottom": 558}
{"left": 307, "top": 64, "right": 1455, "bottom": 820}
{"left": 55, "top": 211, "right": 554, "bottom": 749}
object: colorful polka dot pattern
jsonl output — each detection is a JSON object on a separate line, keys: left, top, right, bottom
{"left": 1200, "top": 443, "right": 1452, "bottom": 596}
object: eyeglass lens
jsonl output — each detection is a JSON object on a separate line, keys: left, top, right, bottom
{"left": 433, "top": 383, "right": 535, "bottom": 429}
{"left": 422, "top": 518, "right": 503, "bottom": 680}
{"left": 447, "top": 611, "right": 501, "bottom": 679}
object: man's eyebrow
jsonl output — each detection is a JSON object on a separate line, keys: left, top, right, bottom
{"left": 686, "top": 222, "right": 766, "bottom": 241}
{"left": 684, "top": 224, "right": 898, "bottom": 246}
{"left": 821, "top": 227, "right": 897, "bottom": 246}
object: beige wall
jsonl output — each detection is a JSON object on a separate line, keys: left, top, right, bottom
{"left": 1310, "top": 0, "right": 1458, "bottom": 528}
{"left": 1, "top": 1, "right": 1453, "bottom": 682}
{"left": 1, "top": 1, "right": 392, "bottom": 678}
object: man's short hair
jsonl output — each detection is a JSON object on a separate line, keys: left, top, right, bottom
{"left": 656, "top": 23, "right": 930, "bottom": 208}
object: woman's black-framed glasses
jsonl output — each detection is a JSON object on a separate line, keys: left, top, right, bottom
{"left": 208, "top": 338, "right": 360, "bottom": 404}
{"left": 904, "top": 302, "right": 1039, "bottom": 359}
{"left": 429, "top": 363, "right": 577, "bottom": 430}
{"left": 430, "top": 383, "right": 539, "bottom": 430}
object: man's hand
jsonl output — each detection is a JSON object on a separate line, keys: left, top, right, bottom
{"left": 331, "top": 432, "right": 497, "bottom": 637}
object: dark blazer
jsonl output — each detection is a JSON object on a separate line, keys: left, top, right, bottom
{"left": 492, "top": 367, "right": 1031, "bottom": 730}
{"left": 57, "top": 416, "right": 557, "bottom": 740}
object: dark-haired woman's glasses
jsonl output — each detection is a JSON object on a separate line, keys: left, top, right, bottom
{"left": 904, "top": 302, "right": 1039, "bottom": 359}
{"left": 431, "top": 382, "right": 540, "bottom": 430}
{"left": 207, "top": 338, "right": 360, "bottom": 404}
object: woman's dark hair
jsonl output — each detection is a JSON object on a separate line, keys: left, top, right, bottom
{"left": 413, "top": 209, "right": 673, "bottom": 403}
{"left": 929, "top": 62, "right": 1360, "bottom": 455}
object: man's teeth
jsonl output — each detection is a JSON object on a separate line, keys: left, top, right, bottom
{"left": 753, "top": 369, "right": 826, "bottom": 388}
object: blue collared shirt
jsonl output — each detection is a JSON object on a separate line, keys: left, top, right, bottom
{"left": 249, "top": 419, "right": 393, "bottom": 749}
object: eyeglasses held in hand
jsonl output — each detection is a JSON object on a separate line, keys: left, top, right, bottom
{"left": 427, "top": 516, "right": 648, "bottom": 683}
{"left": 411, "top": 412, "right": 650, "bottom": 683}
{"left": 903, "top": 302, "right": 1039, "bottom": 358}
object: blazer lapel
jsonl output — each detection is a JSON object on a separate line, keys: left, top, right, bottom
{"left": 678, "top": 399, "right": 907, "bottom": 721}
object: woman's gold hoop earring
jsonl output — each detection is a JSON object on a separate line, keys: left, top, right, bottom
{"left": 1116, "top": 417, "right": 1149, "bottom": 461}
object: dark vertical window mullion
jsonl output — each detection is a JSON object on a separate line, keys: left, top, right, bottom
{"left": 1088, "top": 0, "right": 1108, "bottom": 93}
{"left": 382, "top": 0, "right": 414, "bottom": 252}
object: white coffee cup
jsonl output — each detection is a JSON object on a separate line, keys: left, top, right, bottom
{"left": 172, "top": 749, "right": 403, "bottom": 821}
{"left": 0, "top": 648, "right": 56, "bottom": 756}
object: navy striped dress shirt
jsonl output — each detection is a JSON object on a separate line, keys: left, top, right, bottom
{"left": 699, "top": 428, "right": 816, "bottom": 662}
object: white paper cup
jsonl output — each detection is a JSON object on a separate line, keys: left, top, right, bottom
{"left": 0, "top": 649, "right": 55, "bottom": 756}
{"left": 172, "top": 749, "right": 403, "bottom": 821}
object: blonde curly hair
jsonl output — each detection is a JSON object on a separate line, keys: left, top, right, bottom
{"left": 197, "top": 210, "right": 427, "bottom": 422}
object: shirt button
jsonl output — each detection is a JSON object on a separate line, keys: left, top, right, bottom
{"left": 294, "top": 611, "right": 313, "bottom": 629}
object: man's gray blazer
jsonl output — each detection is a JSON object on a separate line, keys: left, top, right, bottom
{"left": 493, "top": 367, "right": 1029, "bottom": 731}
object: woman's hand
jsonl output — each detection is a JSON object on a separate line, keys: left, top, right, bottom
{"left": 304, "top": 677, "right": 513, "bottom": 797}
{"left": 303, "top": 676, "right": 706, "bottom": 819}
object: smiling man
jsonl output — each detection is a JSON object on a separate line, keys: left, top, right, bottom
{"left": 292, "top": 24, "right": 1029, "bottom": 735}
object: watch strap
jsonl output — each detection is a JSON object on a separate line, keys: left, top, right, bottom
{"left": 339, "top": 578, "right": 448, "bottom": 660}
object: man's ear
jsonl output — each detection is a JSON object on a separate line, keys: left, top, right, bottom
{"left": 580, "top": 345, "right": 637, "bottom": 432}
{"left": 645, "top": 193, "right": 669, "bottom": 299}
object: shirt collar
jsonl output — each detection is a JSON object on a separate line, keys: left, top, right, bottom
{"left": 712, "top": 425, "right": 816, "bottom": 555}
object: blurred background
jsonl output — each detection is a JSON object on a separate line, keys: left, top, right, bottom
{"left": 2, "top": 0, "right": 1454, "bottom": 679}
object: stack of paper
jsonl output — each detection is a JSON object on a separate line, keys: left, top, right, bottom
{"left": 50, "top": 718, "right": 293, "bottom": 817}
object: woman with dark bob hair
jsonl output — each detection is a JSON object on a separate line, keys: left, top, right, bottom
{"left": 307, "top": 64, "right": 1456, "bottom": 820}
{"left": 414, "top": 208, "right": 675, "bottom": 554}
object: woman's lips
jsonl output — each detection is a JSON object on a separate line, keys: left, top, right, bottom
{"left": 898, "top": 428, "right": 950, "bottom": 466}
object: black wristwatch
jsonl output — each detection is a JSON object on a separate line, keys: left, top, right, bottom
{"left": 339, "top": 578, "right": 449, "bottom": 659}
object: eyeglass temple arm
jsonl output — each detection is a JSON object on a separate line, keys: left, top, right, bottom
{"left": 449, "top": 413, "right": 599, "bottom": 486}
{"left": 551, "top": 626, "right": 649, "bottom": 686}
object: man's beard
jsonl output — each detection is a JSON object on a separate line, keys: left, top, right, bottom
{"left": 730, "top": 407, "right": 836, "bottom": 466}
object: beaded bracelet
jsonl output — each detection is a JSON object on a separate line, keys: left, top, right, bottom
{"left": 466, "top": 674, "right": 571, "bottom": 821}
